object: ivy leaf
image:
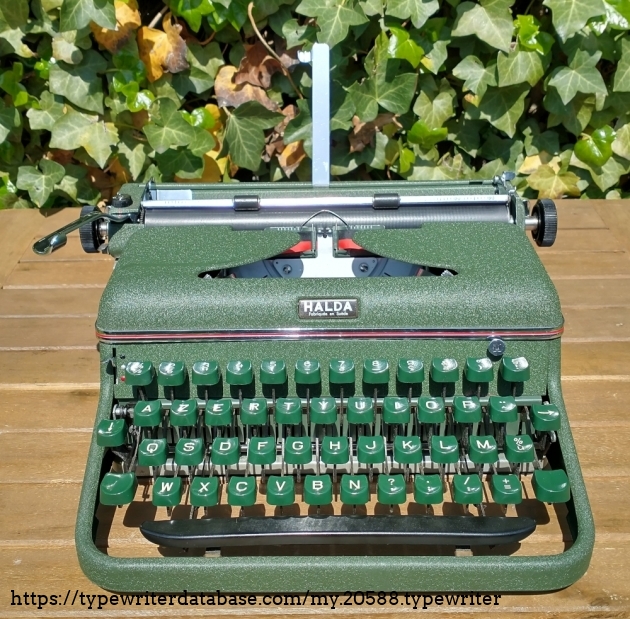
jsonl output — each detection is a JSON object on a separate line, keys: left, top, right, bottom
{"left": 407, "top": 120, "right": 448, "bottom": 149}
{"left": 117, "top": 130, "right": 149, "bottom": 180}
{"left": 285, "top": 99, "right": 313, "bottom": 156}
{"left": 0, "top": 27, "right": 35, "bottom": 58}
{"left": 465, "top": 84, "right": 528, "bottom": 137}
{"left": 526, "top": 164, "right": 580, "bottom": 198}
{"left": 60, "top": 0, "right": 116, "bottom": 32}
{"left": 189, "top": 126, "right": 216, "bottom": 157}
{"left": 296, "top": 0, "right": 368, "bottom": 47}
{"left": 0, "top": 1, "right": 29, "bottom": 28}
{"left": 144, "top": 98, "right": 195, "bottom": 154}
{"left": 49, "top": 50, "right": 107, "bottom": 113}
{"left": 224, "top": 101, "right": 284, "bottom": 171}
{"left": 26, "top": 92, "right": 65, "bottom": 131}
{"left": 16, "top": 159, "right": 65, "bottom": 207}
{"left": 0, "top": 99, "right": 20, "bottom": 143}
{"left": 571, "top": 152, "right": 630, "bottom": 191}
{"left": 413, "top": 76, "right": 455, "bottom": 129}
{"left": 542, "top": 0, "right": 606, "bottom": 42}
{"left": 548, "top": 50, "right": 607, "bottom": 105}
{"left": 385, "top": 0, "right": 439, "bottom": 29}
{"left": 387, "top": 27, "right": 424, "bottom": 69}
{"left": 169, "top": 0, "right": 214, "bottom": 32}
{"left": 612, "top": 121, "right": 630, "bottom": 160}
{"left": 497, "top": 43, "right": 546, "bottom": 87}
{"left": 613, "top": 38, "right": 630, "bottom": 92}
{"left": 155, "top": 148, "right": 204, "bottom": 179}
{"left": 418, "top": 18, "right": 451, "bottom": 74}
{"left": 452, "top": 0, "right": 514, "bottom": 53}
{"left": 172, "top": 42, "right": 225, "bottom": 96}
{"left": 452, "top": 56, "right": 497, "bottom": 98}
{"left": 544, "top": 89, "right": 595, "bottom": 136}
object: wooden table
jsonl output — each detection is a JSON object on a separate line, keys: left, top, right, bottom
{"left": 1, "top": 202, "right": 629, "bottom": 618}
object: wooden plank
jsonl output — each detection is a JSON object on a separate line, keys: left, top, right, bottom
{"left": 595, "top": 202, "right": 630, "bottom": 253}
{"left": 562, "top": 307, "right": 630, "bottom": 341}
{"left": 0, "top": 317, "right": 97, "bottom": 349}
{"left": 538, "top": 228, "right": 626, "bottom": 252}
{"left": 555, "top": 278, "right": 630, "bottom": 308}
{"left": 562, "top": 341, "right": 630, "bottom": 377}
{"left": 539, "top": 251, "right": 630, "bottom": 278}
{"left": 0, "top": 349, "right": 100, "bottom": 385}
{"left": 555, "top": 199, "right": 608, "bottom": 230}
{"left": 34, "top": 207, "right": 83, "bottom": 236}
{"left": 563, "top": 380, "right": 630, "bottom": 426}
{"left": 3, "top": 261, "right": 111, "bottom": 289}
{"left": 0, "top": 288, "right": 101, "bottom": 317}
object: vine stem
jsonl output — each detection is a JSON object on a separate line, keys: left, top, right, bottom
{"left": 148, "top": 6, "right": 168, "bottom": 29}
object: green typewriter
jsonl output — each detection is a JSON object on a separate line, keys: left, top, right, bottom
{"left": 34, "top": 44, "right": 593, "bottom": 593}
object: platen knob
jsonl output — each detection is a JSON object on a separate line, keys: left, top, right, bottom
{"left": 531, "top": 199, "right": 557, "bottom": 247}
{"left": 78, "top": 205, "right": 102, "bottom": 253}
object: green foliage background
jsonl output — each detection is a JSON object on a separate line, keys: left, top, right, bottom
{"left": 2, "top": 0, "right": 630, "bottom": 209}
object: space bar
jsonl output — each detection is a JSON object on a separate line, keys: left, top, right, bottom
{"left": 140, "top": 515, "right": 536, "bottom": 548}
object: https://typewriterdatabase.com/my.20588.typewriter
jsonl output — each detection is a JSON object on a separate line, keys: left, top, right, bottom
{"left": 33, "top": 44, "right": 593, "bottom": 594}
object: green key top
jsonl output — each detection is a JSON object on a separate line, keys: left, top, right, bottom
{"left": 531, "top": 404, "right": 561, "bottom": 432}
{"left": 205, "top": 398, "right": 232, "bottom": 427}
{"left": 491, "top": 474, "right": 522, "bottom": 504}
{"left": 453, "top": 474, "right": 484, "bottom": 504}
{"left": 501, "top": 356, "right": 530, "bottom": 382}
{"left": 489, "top": 396, "right": 518, "bottom": 423}
{"left": 453, "top": 396, "right": 482, "bottom": 424}
{"left": 227, "top": 476, "right": 256, "bottom": 506}
{"left": 417, "top": 397, "right": 445, "bottom": 424}
{"left": 248, "top": 437, "right": 276, "bottom": 466}
{"left": 153, "top": 477, "right": 183, "bottom": 507}
{"left": 275, "top": 398, "right": 302, "bottom": 425}
{"left": 321, "top": 437, "right": 349, "bottom": 465}
{"left": 138, "top": 438, "right": 167, "bottom": 467}
{"left": 226, "top": 360, "right": 253, "bottom": 385}
{"left": 100, "top": 472, "right": 137, "bottom": 505}
{"left": 394, "top": 436, "right": 423, "bottom": 464}
{"left": 329, "top": 359, "right": 355, "bottom": 384}
{"left": 157, "top": 361, "right": 186, "bottom": 387}
{"left": 465, "top": 357, "right": 494, "bottom": 383}
{"left": 284, "top": 437, "right": 312, "bottom": 465}
{"left": 310, "top": 397, "right": 337, "bottom": 424}
{"left": 431, "top": 435, "right": 459, "bottom": 464}
{"left": 170, "top": 399, "right": 198, "bottom": 427}
{"left": 260, "top": 360, "right": 287, "bottom": 385}
{"left": 96, "top": 418, "right": 127, "bottom": 447}
{"left": 383, "top": 397, "right": 410, "bottom": 424}
{"left": 241, "top": 398, "right": 268, "bottom": 425}
{"left": 174, "top": 437, "right": 205, "bottom": 467}
{"left": 431, "top": 358, "right": 459, "bottom": 383}
{"left": 266, "top": 476, "right": 295, "bottom": 506}
{"left": 192, "top": 361, "right": 220, "bottom": 386}
{"left": 533, "top": 469, "right": 571, "bottom": 503}
{"left": 363, "top": 359, "right": 389, "bottom": 384}
{"left": 124, "top": 361, "right": 154, "bottom": 386}
{"left": 295, "top": 359, "right": 321, "bottom": 384}
{"left": 133, "top": 400, "right": 161, "bottom": 427}
{"left": 414, "top": 475, "right": 443, "bottom": 504}
{"left": 303, "top": 475, "right": 332, "bottom": 505}
{"left": 504, "top": 434, "right": 535, "bottom": 463}
{"left": 377, "top": 474, "right": 407, "bottom": 504}
{"left": 340, "top": 474, "right": 369, "bottom": 504}
{"left": 468, "top": 435, "right": 498, "bottom": 464}
{"left": 357, "top": 435, "right": 385, "bottom": 464}
{"left": 211, "top": 437, "right": 240, "bottom": 466}
{"left": 397, "top": 359, "right": 424, "bottom": 384}
{"left": 190, "top": 477, "right": 219, "bottom": 507}
{"left": 347, "top": 397, "right": 374, "bottom": 424}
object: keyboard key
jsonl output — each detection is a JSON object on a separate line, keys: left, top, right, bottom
{"left": 489, "top": 396, "right": 518, "bottom": 423}
{"left": 340, "top": 474, "right": 369, "bottom": 504}
{"left": 491, "top": 474, "right": 522, "bottom": 504}
{"left": 227, "top": 476, "right": 256, "bottom": 506}
{"left": 504, "top": 434, "right": 535, "bottom": 463}
{"left": 531, "top": 404, "right": 561, "bottom": 432}
{"left": 453, "top": 474, "right": 483, "bottom": 504}
{"left": 96, "top": 418, "right": 127, "bottom": 447}
{"left": 329, "top": 359, "right": 355, "bottom": 384}
{"left": 260, "top": 360, "right": 287, "bottom": 385}
{"left": 266, "top": 476, "right": 295, "bottom": 506}
{"left": 501, "top": 356, "right": 530, "bottom": 382}
{"left": 347, "top": 397, "right": 374, "bottom": 424}
{"left": 393, "top": 435, "right": 423, "bottom": 464}
{"left": 211, "top": 437, "right": 240, "bottom": 466}
{"left": 100, "top": 472, "right": 137, "bottom": 505}
{"left": 274, "top": 398, "right": 302, "bottom": 425}
{"left": 157, "top": 362, "right": 186, "bottom": 387}
{"left": 431, "top": 358, "right": 458, "bottom": 383}
{"left": 363, "top": 359, "right": 389, "bottom": 384}
{"left": 284, "top": 437, "right": 312, "bottom": 465}
{"left": 170, "top": 399, "right": 198, "bottom": 427}
{"left": 414, "top": 475, "right": 443, "bottom": 504}
{"left": 241, "top": 398, "right": 268, "bottom": 425}
{"left": 383, "top": 397, "right": 410, "bottom": 424}
{"left": 295, "top": 359, "right": 321, "bottom": 384}
{"left": 248, "top": 437, "right": 276, "bottom": 466}
{"left": 205, "top": 398, "right": 232, "bottom": 427}
{"left": 174, "top": 437, "right": 205, "bottom": 467}
{"left": 465, "top": 357, "right": 494, "bottom": 383}
{"left": 453, "top": 396, "right": 482, "bottom": 423}
{"left": 532, "top": 469, "right": 571, "bottom": 503}
{"left": 138, "top": 438, "right": 168, "bottom": 467}
{"left": 397, "top": 359, "right": 424, "bottom": 384}
{"left": 321, "top": 437, "right": 349, "bottom": 465}
{"left": 153, "top": 477, "right": 183, "bottom": 507}
{"left": 303, "top": 474, "right": 332, "bottom": 505}
{"left": 310, "top": 397, "right": 337, "bottom": 424}
{"left": 357, "top": 436, "right": 386, "bottom": 464}
{"left": 226, "top": 360, "right": 252, "bottom": 385}
{"left": 377, "top": 474, "right": 406, "bottom": 504}
{"left": 417, "top": 396, "right": 445, "bottom": 424}
{"left": 431, "top": 435, "right": 459, "bottom": 464}
{"left": 468, "top": 435, "right": 498, "bottom": 464}
{"left": 192, "top": 361, "right": 220, "bottom": 386}
{"left": 123, "top": 361, "right": 154, "bottom": 386}
{"left": 133, "top": 400, "right": 161, "bottom": 427}
{"left": 190, "top": 477, "right": 219, "bottom": 507}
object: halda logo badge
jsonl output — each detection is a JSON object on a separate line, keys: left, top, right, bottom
{"left": 298, "top": 298, "right": 358, "bottom": 319}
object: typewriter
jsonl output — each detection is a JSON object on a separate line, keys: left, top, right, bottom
{"left": 35, "top": 45, "right": 593, "bottom": 593}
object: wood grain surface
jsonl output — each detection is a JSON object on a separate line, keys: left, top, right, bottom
{"left": 1, "top": 201, "right": 629, "bottom": 618}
